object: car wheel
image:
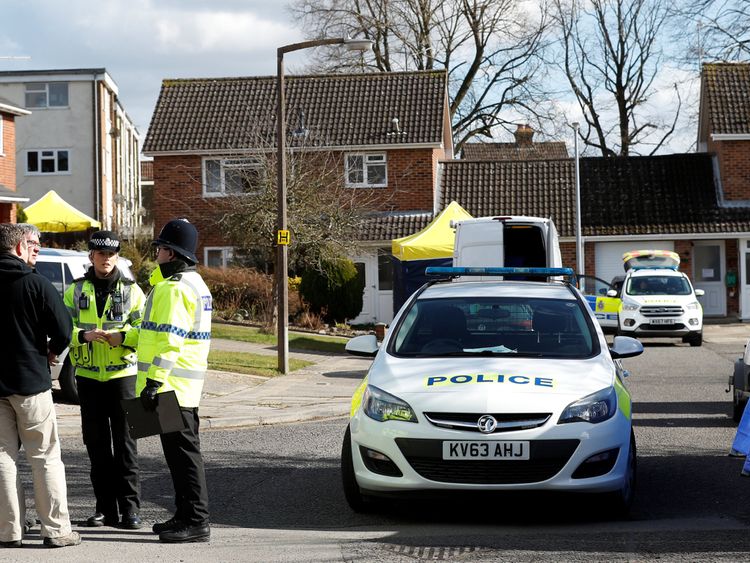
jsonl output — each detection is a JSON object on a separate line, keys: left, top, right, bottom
{"left": 58, "top": 357, "right": 79, "bottom": 405}
{"left": 341, "top": 425, "right": 372, "bottom": 513}
{"left": 734, "top": 394, "right": 748, "bottom": 423}
{"left": 605, "top": 430, "right": 636, "bottom": 518}
{"left": 688, "top": 332, "right": 703, "bottom": 347}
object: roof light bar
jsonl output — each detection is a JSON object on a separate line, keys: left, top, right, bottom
{"left": 629, "top": 265, "right": 679, "bottom": 271}
{"left": 425, "top": 266, "right": 576, "bottom": 282}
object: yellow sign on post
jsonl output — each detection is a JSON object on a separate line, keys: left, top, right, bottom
{"left": 277, "top": 230, "right": 291, "bottom": 245}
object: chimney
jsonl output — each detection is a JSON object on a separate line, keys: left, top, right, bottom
{"left": 514, "top": 123, "right": 534, "bottom": 147}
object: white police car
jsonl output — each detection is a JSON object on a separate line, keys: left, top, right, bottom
{"left": 342, "top": 267, "right": 644, "bottom": 516}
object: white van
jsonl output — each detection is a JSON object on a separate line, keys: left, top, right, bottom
{"left": 452, "top": 215, "right": 562, "bottom": 269}
{"left": 615, "top": 250, "right": 704, "bottom": 346}
{"left": 36, "top": 248, "right": 136, "bottom": 404}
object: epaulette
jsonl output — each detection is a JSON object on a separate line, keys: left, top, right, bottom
{"left": 121, "top": 277, "right": 136, "bottom": 285}
{"left": 170, "top": 273, "right": 183, "bottom": 281}
{"left": 72, "top": 276, "right": 87, "bottom": 283}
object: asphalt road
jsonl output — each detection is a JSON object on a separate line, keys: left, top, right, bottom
{"left": 9, "top": 333, "right": 750, "bottom": 562}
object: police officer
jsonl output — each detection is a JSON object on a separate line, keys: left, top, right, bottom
{"left": 63, "top": 230, "right": 145, "bottom": 530}
{"left": 137, "top": 218, "right": 212, "bottom": 543}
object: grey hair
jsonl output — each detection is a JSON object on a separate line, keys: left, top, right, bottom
{"left": 0, "top": 223, "right": 24, "bottom": 253}
{"left": 16, "top": 223, "right": 41, "bottom": 239}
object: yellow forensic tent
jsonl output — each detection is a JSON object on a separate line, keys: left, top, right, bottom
{"left": 24, "top": 190, "right": 101, "bottom": 232}
{"left": 391, "top": 201, "right": 472, "bottom": 313}
{"left": 392, "top": 201, "right": 472, "bottom": 260}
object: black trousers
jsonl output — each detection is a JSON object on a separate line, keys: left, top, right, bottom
{"left": 160, "top": 407, "right": 209, "bottom": 525}
{"left": 77, "top": 375, "right": 140, "bottom": 516}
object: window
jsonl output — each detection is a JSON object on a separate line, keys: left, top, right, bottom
{"left": 26, "top": 149, "right": 70, "bottom": 175}
{"left": 205, "top": 247, "right": 233, "bottom": 268}
{"left": 24, "top": 82, "right": 69, "bottom": 108}
{"left": 203, "top": 157, "right": 264, "bottom": 196}
{"left": 345, "top": 153, "right": 387, "bottom": 187}
{"left": 377, "top": 248, "right": 393, "bottom": 290}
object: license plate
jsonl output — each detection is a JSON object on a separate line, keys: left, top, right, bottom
{"left": 442, "top": 440, "right": 530, "bottom": 460}
{"left": 649, "top": 318, "right": 675, "bottom": 325}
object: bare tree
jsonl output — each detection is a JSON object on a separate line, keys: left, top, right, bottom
{"left": 551, "top": 0, "right": 680, "bottom": 156}
{"left": 674, "top": 0, "right": 750, "bottom": 63}
{"left": 288, "top": 0, "right": 554, "bottom": 152}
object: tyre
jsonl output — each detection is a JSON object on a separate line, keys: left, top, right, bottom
{"left": 734, "top": 394, "right": 748, "bottom": 423}
{"left": 688, "top": 331, "right": 703, "bottom": 347}
{"left": 341, "top": 425, "right": 372, "bottom": 512}
{"left": 604, "top": 430, "right": 636, "bottom": 518}
{"left": 58, "top": 357, "right": 79, "bottom": 404}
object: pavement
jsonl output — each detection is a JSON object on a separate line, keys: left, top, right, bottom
{"left": 51, "top": 322, "right": 750, "bottom": 436}
{"left": 53, "top": 335, "right": 373, "bottom": 436}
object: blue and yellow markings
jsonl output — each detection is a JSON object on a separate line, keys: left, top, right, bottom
{"left": 425, "top": 373, "right": 554, "bottom": 388}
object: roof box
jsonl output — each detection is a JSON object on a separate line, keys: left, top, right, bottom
{"left": 622, "top": 249, "right": 680, "bottom": 271}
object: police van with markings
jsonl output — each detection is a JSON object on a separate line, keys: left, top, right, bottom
{"left": 342, "top": 266, "right": 643, "bottom": 516}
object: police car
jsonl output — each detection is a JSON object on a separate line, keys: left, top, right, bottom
{"left": 342, "top": 267, "right": 643, "bottom": 516}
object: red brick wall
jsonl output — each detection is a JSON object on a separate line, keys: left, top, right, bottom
{"left": 152, "top": 147, "right": 441, "bottom": 261}
{"left": 0, "top": 114, "right": 16, "bottom": 190}
{"left": 707, "top": 138, "right": 750, "bottom": 201}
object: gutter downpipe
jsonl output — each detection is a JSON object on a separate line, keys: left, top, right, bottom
{"left": 93, "top": 77, "right": 101, "bottom": 227}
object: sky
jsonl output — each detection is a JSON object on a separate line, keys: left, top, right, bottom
{"left": 0, "top": 0, "right": 302, "bottom": 137}
{"left": 0, "top": 0, "right": 699, "bottom": 154}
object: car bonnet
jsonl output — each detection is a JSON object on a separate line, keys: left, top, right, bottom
{"left": 366, "top": 352, "right": 616, "bottom": 412}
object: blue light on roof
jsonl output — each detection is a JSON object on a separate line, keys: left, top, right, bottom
{"left": 425, "top": 266, "right": 576, "bottom": 282}
{"left": 629, "top": 265, "right": 679, "bottom": 271}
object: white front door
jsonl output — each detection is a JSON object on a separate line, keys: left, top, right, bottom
{"left": 740, "top": 239, "right": 750, "bottom": 320}
{"left": 350, "top": 249, "right": 394, "bottom": 325}
{"left": 693, "top": 240, "right": 726, "bottom": 316}
{"left": 351, "top": 253, "right": 376, "bottom": 324}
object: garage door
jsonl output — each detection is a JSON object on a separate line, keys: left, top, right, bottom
{"left": 595, "top": 241, "right": 674, "bottom": 285}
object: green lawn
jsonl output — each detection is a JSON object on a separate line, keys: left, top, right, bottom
{"left": 208, "top": 349, "right": 313, "bottom": 377}
{"left": 212, "top": 322, "right": 348, "bottom": 354}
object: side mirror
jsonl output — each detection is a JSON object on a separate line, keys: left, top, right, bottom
{"left": 345, "top": 334, "right": 379, "bottom": 357}
{"left": 695, "top": 289, "right": 705, "bottom": 297}
{"left": 606, "top": 289, "right": 618, "bottom": 298}
{"left": 610, "top": 335, "right": 644, "bottom": 359}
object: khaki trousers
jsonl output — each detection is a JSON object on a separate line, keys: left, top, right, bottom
{"left": 0, "top": 390, "right": 72, "bottom": 541}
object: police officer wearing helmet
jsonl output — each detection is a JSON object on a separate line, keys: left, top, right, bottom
{"left": 63, "top": 230, "right": 146, "bottom": 530}
{"left": 137, "top": 218, "right": 213, "bottom": 543}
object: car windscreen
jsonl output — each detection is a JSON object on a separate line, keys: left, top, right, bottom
{"left": 626, "top": 275, "right": 692, "bottom": 296}
{"left": 390, "top": 296, "right": 598, "bottom": 359}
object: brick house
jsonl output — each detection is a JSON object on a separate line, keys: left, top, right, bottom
{"left": 143, "top": 70, "right": 453, "bottom": 322}
{"left": 0, "top": 96, "right": 31, "bottom": 222}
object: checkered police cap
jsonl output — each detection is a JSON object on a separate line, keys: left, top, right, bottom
{"left": 88, "top": 230, "right": 121, "bottom": 252}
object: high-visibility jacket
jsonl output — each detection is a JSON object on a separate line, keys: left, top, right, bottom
{"left": 63, "top": 274, "right": 146, "bottom": 382}
{"left": 135, "top": 266, "right": 212, "bottom": 408}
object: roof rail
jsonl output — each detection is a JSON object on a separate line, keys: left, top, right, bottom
{"left": 425, "top": 266, "right": 576, "bottom": 282}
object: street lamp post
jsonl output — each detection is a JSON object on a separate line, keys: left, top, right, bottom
{"left": 276, "top": 37, "right": 372, "bottom": 374}
{"left": 571, "top": 122, "right": 584, "bottom": 277}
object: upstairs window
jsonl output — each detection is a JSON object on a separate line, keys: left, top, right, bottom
{"left": 25, "top": 82, "right": 69, "bottom": 108}
{"left": 203, "top": 157, "right": 264, "bottom": 197}
{"left": 26, "top": 149, "right": 70, "bottom": 174}
{"left": 345, "top": 153, "right": 387, "bottom": 188}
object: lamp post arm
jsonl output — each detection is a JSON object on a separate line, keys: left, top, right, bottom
{"left": 278, "top": 38, "right": 346, "bottom": 57}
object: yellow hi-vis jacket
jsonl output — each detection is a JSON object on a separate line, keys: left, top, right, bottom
{"left": 63, "top": 274, "right": 146, "bottom": 382}
{"left": 135, "top": 266, "right": 212, "bottom": 408}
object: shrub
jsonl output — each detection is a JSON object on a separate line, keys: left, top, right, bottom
{"left": 199, "top": 266, "right": 302, "bottom": 326}
{"left": 299, "top": 258, "right": 364, "bottom": 323}
{"left": 120, "top": 237, "right": 157, "bottom": 292}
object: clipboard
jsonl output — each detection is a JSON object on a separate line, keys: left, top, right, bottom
{"left": 121, "top": 391, "right": 186, "bottom": 439}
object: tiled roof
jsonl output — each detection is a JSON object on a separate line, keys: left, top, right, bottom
{"left": 439, "top": 159, "right": 577, "bottom": 236}
{"left": 703, "top": 62, "right": 750, "bottom": 135}
{"left": 461, "top": 142, "right": 568, "bottom": 160}
{"left": 437, "top": 154, "right": 750, "bottom": 240}
{"left": 356, "top": 211, "right": 433, "bottom": 242}
{"left": 580, "top": 153, "right": 750, "bottom": 235}
{"left": 144, "top": 71, "right": 447, "bottom": 154}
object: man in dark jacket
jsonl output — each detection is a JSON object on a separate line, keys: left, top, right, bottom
{"left": 0, "top": 223, "right": 80, "bottom": 549}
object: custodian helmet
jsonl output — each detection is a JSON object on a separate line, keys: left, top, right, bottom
{"left": 153, "top": 218, "right": 198, "bottom": 264}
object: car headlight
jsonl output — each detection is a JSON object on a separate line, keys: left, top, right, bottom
{"left": 621, "top": 300, "right": 639, "bottom": 311}
{"left": 559, "top": 387, "right": 618, "bottom": 424}
{"left": 363, "top": 385, "right": 417, "bottom": 423}
{"left": 686, "top": 301, "right": 701, "bottom": 310}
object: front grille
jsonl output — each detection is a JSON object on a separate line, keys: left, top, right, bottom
{"left": 640, "top": 305, "right": 684, "bottom": 317}
{"left": 641, "top": 323, "right": 686, "bottom": 331}
{"left": 395, "top": 438, "right": 579, "bottom": 484}
{"left": 423, "top": 412, "right": 551, "bottom": 433}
